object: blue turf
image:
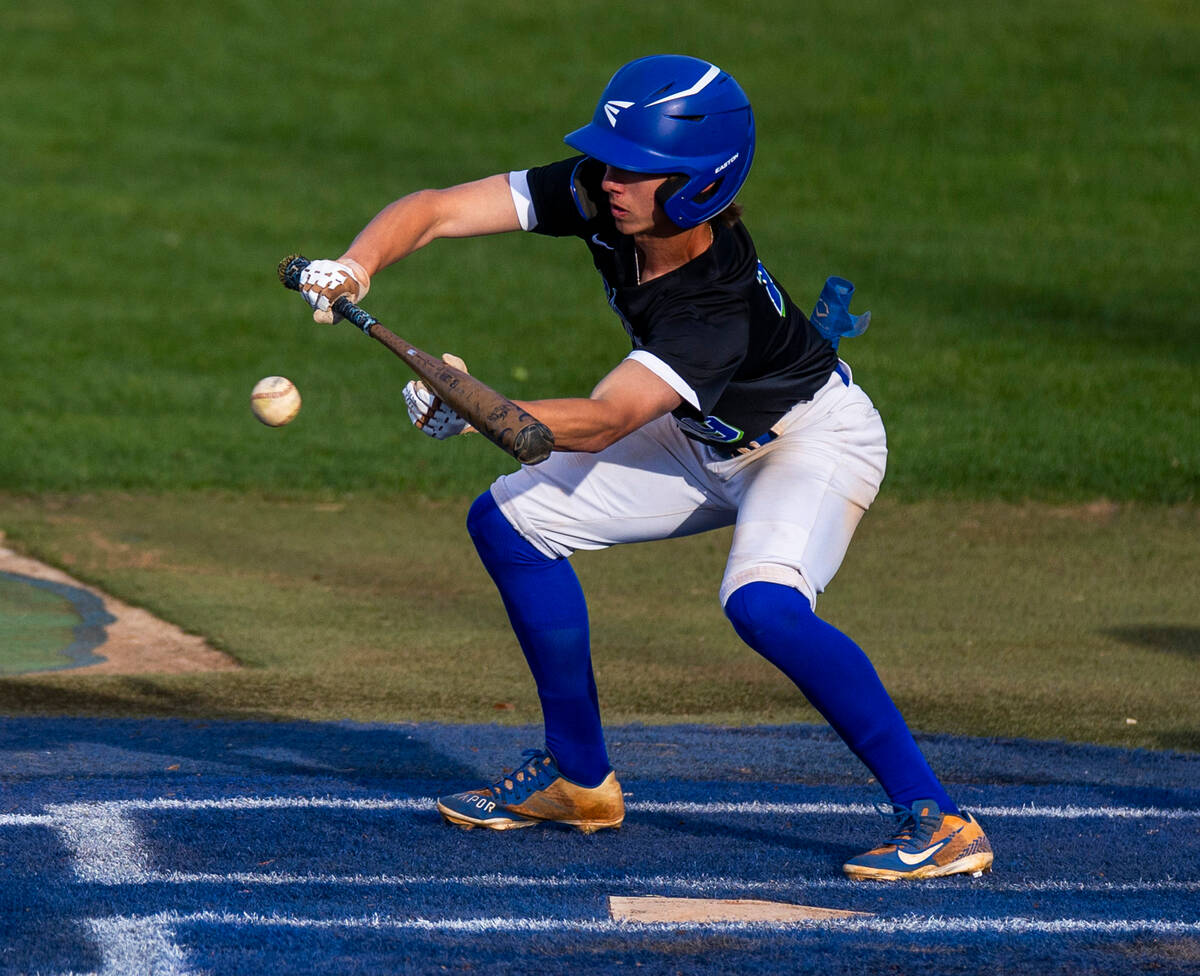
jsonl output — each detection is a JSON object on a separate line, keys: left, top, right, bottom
{"left": 1, "top": 718, "right": 1197, "bottom": 975}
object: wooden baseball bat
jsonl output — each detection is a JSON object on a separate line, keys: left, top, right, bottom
{"left": 278, "top": 255, "right": 555, "bottom": 465}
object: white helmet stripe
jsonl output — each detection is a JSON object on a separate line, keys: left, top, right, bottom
{"left": 644, "top": 64, "right": 721, "bottom": 107}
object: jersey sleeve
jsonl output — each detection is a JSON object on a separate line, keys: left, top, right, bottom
{"left": 508, "top": 157, "right": 604, "bottom": 238}
{"left": 507, "top": 170, "right": 538, "bottom": 231}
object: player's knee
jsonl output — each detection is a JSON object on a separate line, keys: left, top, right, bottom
{"left": 724, "top": 581, "right": 815, "bottom": 646}
{"left": 467, "top": 490, "right": 553, "bottom": 569}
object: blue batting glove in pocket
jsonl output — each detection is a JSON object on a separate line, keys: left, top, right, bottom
{"left": 811, "top": 276, "right": 871, "bottom": 349}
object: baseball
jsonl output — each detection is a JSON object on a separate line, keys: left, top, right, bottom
{"left": 250, "top": 376, "right": 301, "bottom": 427}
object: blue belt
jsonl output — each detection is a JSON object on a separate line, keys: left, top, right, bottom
{"left": 709, "top": 363, "right": 850, "bottom": 459}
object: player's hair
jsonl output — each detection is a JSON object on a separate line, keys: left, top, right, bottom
{"left": 714, "top": 202, "right": 744, "bottom": 227}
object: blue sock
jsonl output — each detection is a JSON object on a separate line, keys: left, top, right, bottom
{"left": 724, "top": 581, "right": 958, "bottom": 814}
{"left": 466, "top": 491, "right": 611, "bottom": 787}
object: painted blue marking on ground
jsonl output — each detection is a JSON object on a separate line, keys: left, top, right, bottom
{"left": 0, "top": 718, "right": 1197, "bottom": 975}
{"left": 0, "top": 571, "right": 113, "bottom": 671}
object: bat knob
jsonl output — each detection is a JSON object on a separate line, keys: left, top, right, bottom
{"left": 513, "top": 422, "right": 556, "bottom": 465}
{"left": 277, "top": 254, "right": 309, "bottom": 291}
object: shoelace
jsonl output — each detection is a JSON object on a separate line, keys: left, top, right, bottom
{"left": 488, "top": 749, "right": 553, "bottom": 805}
{"left": 877, "top": 801, "right": 941, "bottom": 850}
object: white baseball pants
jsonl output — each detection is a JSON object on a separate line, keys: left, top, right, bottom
{"left": 490, "top": 364, "right": 888, "bottom": 608}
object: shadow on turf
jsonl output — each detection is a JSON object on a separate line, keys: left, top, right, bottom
{"left": 0, "top": 715, "right": 482, "bottom": 794}
{"left": 0, "top": 677, "right": 285, "bottom": 723}
{"left": 1105, "top": 625, "right": 1200, "bottom": 660}
{"left": 634, "top": 810, "right": 854, "bottom": 864}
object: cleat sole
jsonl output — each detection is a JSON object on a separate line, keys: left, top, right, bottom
{"left": 437, "top": 802, "right": 623, "bottom": 834}
{"left": 844, "top": 851, "right": 994, "bottom": 883}
{"left": 572, "top": 820, "right": 623, "bottom": 834}
{"left": 439, "top": 809, "right": 622, "bottom": 833}
{"left": 437, "top": 802, "right": 538, "bottom": 831}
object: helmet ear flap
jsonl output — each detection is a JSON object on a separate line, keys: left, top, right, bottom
{"left": 692, "top": 178, "right": 723, "bottom": 205}
{"left": 659, "top": 174, "right": 737, "bottom": 228}
{"left": 654, "top": 175, "right": 687, "bottom": 211}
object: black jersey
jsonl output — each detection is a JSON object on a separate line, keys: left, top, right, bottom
{"left": 516, "top": 156, "right": 839, "bottom": 451}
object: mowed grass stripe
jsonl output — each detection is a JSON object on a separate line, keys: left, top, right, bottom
{"left": 1, "top": 0, "right": 1195, "bottom": 501}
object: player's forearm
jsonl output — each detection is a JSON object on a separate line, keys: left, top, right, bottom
{"left": 512, "top": 398, "right": 624, "bottom": 453}
{"left": 513, "top": 358, "right": 683, "bottom": 453}
{"left": 513, "top": 397, "right": 670, "bottom": 454}
{"left": 339, "top": 190, "right": 446, "bottom": 276}
{"left": 340, "top": 175, "right": 520, "bottom": 277}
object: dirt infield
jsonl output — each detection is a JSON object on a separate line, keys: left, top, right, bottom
{"left": 0, "top": 535, "right": 237, "bottom": 676}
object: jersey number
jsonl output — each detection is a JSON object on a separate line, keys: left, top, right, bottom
{"left": 756, "top": 262, "right": 786, "bottom": 317}
{"left": 677, "top": 414, "right": 744, "bottom": 444}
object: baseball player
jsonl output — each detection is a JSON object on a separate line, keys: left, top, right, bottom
{"left": 298, "top": 55, "right": 993, "bottom": 881}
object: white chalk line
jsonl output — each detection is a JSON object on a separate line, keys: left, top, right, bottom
{"left": 89, "top": 909, "right": 1200, "bottom": 937}
{"left": 7, "top": 794, "right": 1197, "bottom": 891}
{"left": 49, "top": 906, "right": 1200, "bottom": 976}
{"left": 13, "top": 795, "right": 1200, "bottom": 896}
{"left": 3, "top": 795, "right": 1197, "bottom": 823}
{"left": 9, "top": 793, "right": 1192, "bottom": 976}
{"left": 635, "top": 800, "right": 1200, "bottom": 820}
{"left": 6, "top": 794, "right": 1195, "bottom": 975}
{"left": 48, "top": 802, "right": 153, "bottom": 884}
{"left": 17, "top": 798, "right": 1200, "bottom": 897}
{"left": 147, "top": 869, "right": 1200, "bottom": 896}
{"left": 1, "top": 812, "right": 54, "bottom": 826}
{"left": 85, "top": 915, "right": 193, "bottom": 976}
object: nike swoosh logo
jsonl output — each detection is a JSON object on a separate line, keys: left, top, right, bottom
{"left": 897, "top": 840, "right": 947, "bottom": 866}
{"left": 591, "top": 234, "right": 615, "bottom": 251}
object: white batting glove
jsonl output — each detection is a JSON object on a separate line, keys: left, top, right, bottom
{"left": 299, "top": 258, "right": 370, "bottom": 324}
{"left": 403, "top": 354, "right": 471, "bottom": 440}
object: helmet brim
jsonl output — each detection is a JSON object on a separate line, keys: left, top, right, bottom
{"left": 564, "top": 122, "right": 687, "bottom": 176}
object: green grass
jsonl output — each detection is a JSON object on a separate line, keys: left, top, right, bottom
{"left": 0, "top": 494, "right": 1196, "bottom": 753}
{"left": 0, "top": 2, "right": 1197, "bottom": 750}
{"left": 1, "top": 0, "right": 1196, "bottom": 501}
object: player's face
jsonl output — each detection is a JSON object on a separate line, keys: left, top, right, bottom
{"left": 601, "top": 166, "right": 674, "bottom": 236}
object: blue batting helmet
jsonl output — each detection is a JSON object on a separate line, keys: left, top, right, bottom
{"left": 564, "top": 55, "right": 756, "bottom": 228}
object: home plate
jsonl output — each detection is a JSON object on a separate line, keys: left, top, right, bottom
{"left": 609, "top": 896, "right": 873, "bottom": 924}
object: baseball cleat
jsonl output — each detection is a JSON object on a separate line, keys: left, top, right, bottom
{"left": 436, "top": 749, "right": 624, "bottom": 834}
{"left": 843, "top": 798, "right": 994, "bottom": 881}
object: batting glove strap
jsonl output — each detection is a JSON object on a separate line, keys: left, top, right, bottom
{"left": 298, "top": 258, "right": 371, "bottom": 324}
{"left": 403, "top": 380, "right": 468, "bottom": 440}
